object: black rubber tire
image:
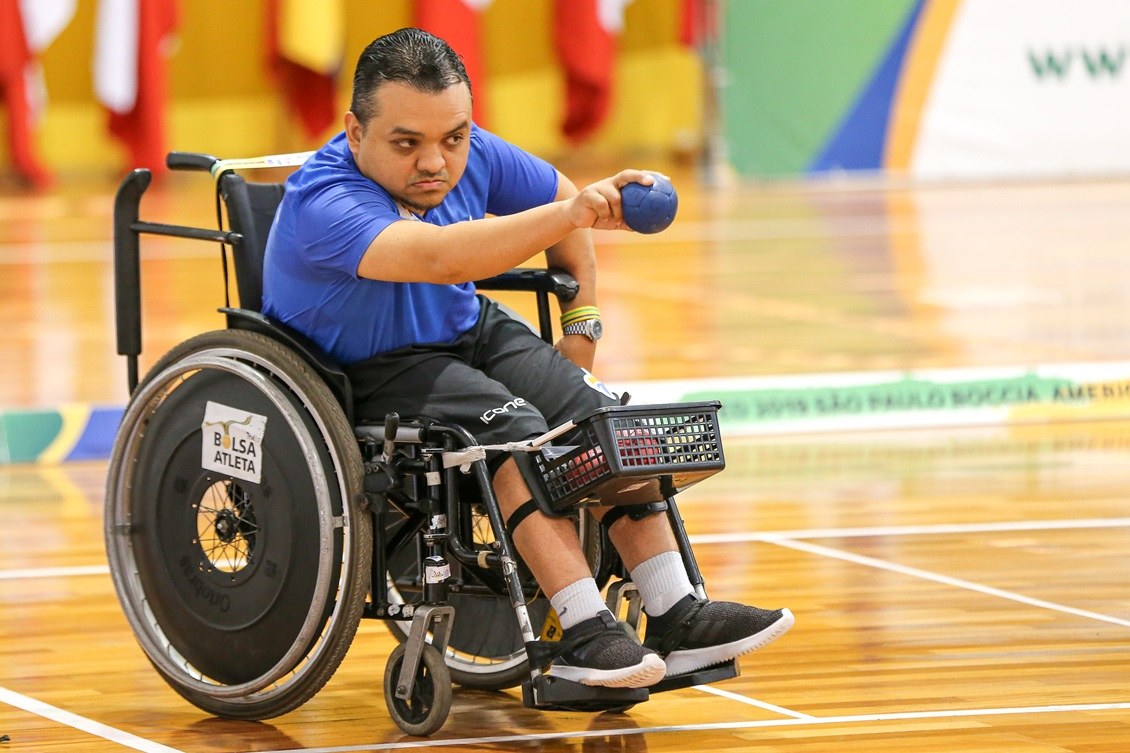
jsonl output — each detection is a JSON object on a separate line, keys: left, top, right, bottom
{"left": 383, "top": 643, "right": 452, "bottom": 736}
{"left": 105, "top": 330, "right": 371, "bottom": 719}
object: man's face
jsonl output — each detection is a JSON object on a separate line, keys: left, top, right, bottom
{"left": 345, "top": 81, "right": 472, "bottom": 213}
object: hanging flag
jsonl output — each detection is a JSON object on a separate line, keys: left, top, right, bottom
{"left": 553, "top": 0, "right": 632, "bottom": 144}
{"left": 679, "top": 0, "right": 714, "bottom": 48}
{"left": 94, "top": 0, "right": 179, "bottom": 173}
{"left": 265, "top": 0, "right": 343, "bottom": 141}
{"left": 414, "top": 0, "right": 492, "bottom": 127}
{"left": 0, "top": 0, "right": 75, "bottom": 187}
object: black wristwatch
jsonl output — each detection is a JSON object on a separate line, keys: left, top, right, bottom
{"left": 562, "top": 319, "right": 603, "bottom": 341}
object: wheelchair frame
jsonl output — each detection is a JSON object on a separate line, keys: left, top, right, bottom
{"left": 105, "top": 152, "right": 736, "bottom": 736}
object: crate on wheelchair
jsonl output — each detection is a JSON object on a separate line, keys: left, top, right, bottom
{"left": 105, "top": 152, "right": 737, "bottom": 736}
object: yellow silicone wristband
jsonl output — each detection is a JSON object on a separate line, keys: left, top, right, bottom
{"left": 560, "top": 306, "right": 601, "bottom": 326}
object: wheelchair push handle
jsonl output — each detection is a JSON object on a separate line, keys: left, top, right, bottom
{"left": 166, "top": 152, "right": 220, "bottom": 172}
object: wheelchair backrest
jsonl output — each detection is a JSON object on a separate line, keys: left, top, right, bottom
{"left": 218, "top": 174, "right": 286, "bottom": 313}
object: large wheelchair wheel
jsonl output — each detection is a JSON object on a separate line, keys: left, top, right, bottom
{"left": 385, "top": 507, "right": 605, "bottom": 691}
{"left": 105, "top": 330, "right": 372, "bottom": 719}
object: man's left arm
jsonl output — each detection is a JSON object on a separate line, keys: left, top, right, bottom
{"left": 546, "top": 171, "right": 600, "bottom": 371}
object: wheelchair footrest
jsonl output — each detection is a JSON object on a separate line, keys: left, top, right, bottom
{"left": 522, "top": 674, "right": 649, "bottom": 712}
{"left": 649, "top": 659, "right": 740, "bottom": 694}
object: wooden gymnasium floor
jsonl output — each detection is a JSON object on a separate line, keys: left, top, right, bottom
{"left": 3, "top": 165, "right": 1130, "bottom": 752}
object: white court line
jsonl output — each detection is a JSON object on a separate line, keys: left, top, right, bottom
{"left": 594, "top": 216, "right": 916, "bottom": 245}
{"left": 0, "top": 564, "right": 109, "bottom": 581}
{"left": 769, "top": 537, "right": 1130, "bottom": 628}
{"left": 0, "top": 240, "right": 219, "bottom": 265}
{"left": 688, "top": 516, "right": 1130, "bottom": 545}
{"left": 0, "top": 686, "right": 185, "bottom": 753}
{"left": 1, "top": 521, "right": 1126, "bottom": 750}
{"left": 257, "top": 701, "right": 1130, "bottom": 752}
{"left": 692, "top": 684, "right": 814, "bottom": 719}
{"left": 4, "top": 516, "right": 1130, "bottom": 581}
{"left": 0, "top": 216, "right": 902, "bottom": 266}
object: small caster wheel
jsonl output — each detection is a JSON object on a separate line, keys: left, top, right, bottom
{"left": 383, "top": 643, "right": 452, "bottom": 736}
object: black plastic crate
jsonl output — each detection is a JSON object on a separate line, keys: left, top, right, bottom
{"left": 519, "top": 401, "right": 725, "bottom": 513}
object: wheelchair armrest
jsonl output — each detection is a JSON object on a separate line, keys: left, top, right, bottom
{"left": 476, "top": 268, "right": 579, "bottom": 344}
{"left": 167, "top": 152, "right": 220, "bottom": 172}
{"left": 222, "top": 308, "right": 355, "bottom": 425}
{"left": 476, "top": 267, "right": 579, "bottom": 302}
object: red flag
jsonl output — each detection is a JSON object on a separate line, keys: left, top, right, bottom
{"left": 0, "top": 0, "right": 48, "bottom": 186}
{"left": 680, "top": 0, "right": 715, "bottom": 48}
{"left": 0, "top": 0, "right": 73, "bottom": 187}
{"left": 265, "top": 0, "right": 343, "bottom": 141}
{"left": 414, "top": 0, "right": 492, "bottom": 127}
{"left": 94, "top": 0, "right": 179, "bottom": 173}
{"left": 553, "top": 0, "right": 631, "bottom": 144}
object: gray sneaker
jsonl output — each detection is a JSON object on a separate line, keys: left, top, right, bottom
{"left": 546, "top": 611, "right": 667, "bottom": 688}
{"left": 644, "top": 596, "right": 794, "bottom": 676}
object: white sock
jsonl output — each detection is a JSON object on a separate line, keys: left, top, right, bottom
{"left": 631, "top": 551, "right": 696, "bottom": 616}
{"left": 550, "top": 577, "right": 609, "bottom": 631}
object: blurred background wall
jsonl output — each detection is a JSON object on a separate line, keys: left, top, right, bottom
{"left": 1, "top": 0, "right": 703, "bottom": 182}
{"left": 2, "top": 0, "right": 1128, "bottom": 184}
{"left": 723, "top": 0, "right": 1130, "bottom": 180}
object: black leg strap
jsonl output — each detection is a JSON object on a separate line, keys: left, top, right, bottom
{"left": 506, "top": 498, "right": 542, "bottom": 537}
{"left": 600, "top": 501, "right": 669, "bottom": 531}
{"left": 525, "top": 610, "right": 619, "bottom": 670}
{"left": 650, "top": 597, "right": 707, "bottom": 655}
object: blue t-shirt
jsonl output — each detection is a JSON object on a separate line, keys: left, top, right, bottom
{"left": 261, "top": 126, "right": 559, "bottom": 365}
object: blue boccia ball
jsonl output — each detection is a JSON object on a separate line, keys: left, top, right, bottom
{"left": 620, "top": 173, "right": 678, "bottom": 234}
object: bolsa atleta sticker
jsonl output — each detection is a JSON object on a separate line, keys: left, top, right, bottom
{"left": 201, "top": 401, "right": 268, "bottom": 484}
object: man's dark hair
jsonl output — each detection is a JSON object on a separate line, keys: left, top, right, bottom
{"left": 350, "top": 28, "right": 472, "bottom": 124}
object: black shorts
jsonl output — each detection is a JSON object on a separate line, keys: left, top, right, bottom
{"left": 345, "top": 296, "right": 619, "bottom": 452}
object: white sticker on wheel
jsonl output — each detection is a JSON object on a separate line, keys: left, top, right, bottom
{"left": 201, "top": 401, "right": 268, "bottom": 484}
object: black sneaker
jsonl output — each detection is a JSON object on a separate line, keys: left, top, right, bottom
{"left": 545, "top": 611, "right": 667, "bottom": 688}
{"left": 644, "top": 596, "right": 794, "bottom": 676}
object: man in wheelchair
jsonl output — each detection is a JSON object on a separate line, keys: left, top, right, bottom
{"left": 260, "top": 27, "right": 793, "bottom": 691}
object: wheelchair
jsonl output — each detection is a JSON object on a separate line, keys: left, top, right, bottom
{"left": 104, "top": 151, "right": 735, "bottom": 736}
